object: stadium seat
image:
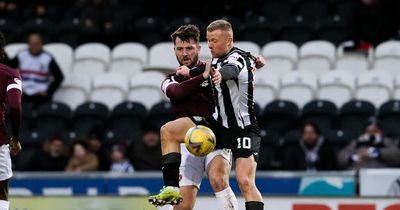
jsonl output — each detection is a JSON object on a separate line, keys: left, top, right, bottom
{"left": 302, "top": 100, "right": 338, "bottom": 133}
{"left": 337, "top": 100, "right": 376, "bottom": 136}
{"left": 4, "top": 43, "right": 27, "bottom": 59}
{"left": 378, "top": 100, "right": 400, "bottom": 138}
{"left": 355, "top": 71, "right": 393, "bottom": 108}
{"left": 261, "top": 0, "right": 292, "bottom": 21}
{"left": 164, "top": 16, "right": 205, "bottom": 39}
{"left": 298, "top": 40, "right": 336, "bottom": 76}
{"left": 55, "top": 18, "right": 82, "bottom": 48}
{"left": 279, "top": 71, "right": 317, "bottom": 107}
{"left": 241, "top": 15, "right": 275, "bottom": 46}
{"left": 53, "top": 73, "right": 91, "bottom": 110}
{"left": 336, "top": 45, "right": 370, "bottom": 76}
{"left": 147, "top": 101, "right": 175, "bottom": 130}
{"left": 110, "top": 101, "right": 147, "bottom": 140}
{"left": 254, "top": 70, "right": 279, "bottom": 108}
{"left": 278, "top": 16, "right": 314, "bottom": 46}
{"left": 103, "top": 128, "right": 131, "bottom": 146}
{"left": 260, "top": 100, "right": 299, "bottom": 135}
{"left": 145, "top": 42, "right": 178, "bottom": 73}
{"left": 325, "top": 129, "right": 355, "bottom": 152}
{"left": 44, "top": 43, "right": 74, "bottom": 76}
{"left": 0, "top": 18, "right": 18, "bottom": 43}
{"left": 261, "top": 41, "right": 298, "bottom": 78}
{"left": 317, "top": 70, "right": 355, "bottom": 107}
{"left": 254, "top": 102, "right": 262, "bottom": 119}
{"left": 199, "top": 41, "right": 212, "bottom": 61}
{"left": 34, "top": 102, "right": 72, "bottom": 136}
{"left": 258, "top": 129, "right": 281, "bottom": 170}
{"left": 132, "top": 17, "right": 163, "bottom": 47}
{"left": 373, "top": 40, "right": 400, "bottom": 76}
{"left": 19, "top": 18, "right": 54, "bottom": 43}
{"left": 317, "top": 15, "right": 348, "bottom": 46}
{"left": 295, "top": 0, "right": 329, "bottom": 21}
{"left": 234, "top": 41, "right": 260, "bottom": 56}
{"left": 90, "top": 72, "right": 129, "bottom": 110}
{"left": 127, "top": 71, "right": 166, "bottom": 109}
{"left": 110, "top": 42, "right": 147, "bottom": 77}
{"left": 393, "top": 74, "right": 400, "bottom": 99}
{"left": 72, "top": 102, "right": 110, "bottom": 136}
{"left": 72, "top": 43, "right": 111, "bottom": 77}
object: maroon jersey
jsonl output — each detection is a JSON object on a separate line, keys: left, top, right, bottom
{"left": 0, "top": 63, "right": 22, "bottom": 145}
{"left": 161, "top": 61, "right": 214, "bottom": 119}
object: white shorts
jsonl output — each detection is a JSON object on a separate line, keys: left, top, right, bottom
{"left": 179, "top": 144, "right": 231, "bottom": 189}
{"left": 0, "top": 144, "right": 12, "bottom": 181}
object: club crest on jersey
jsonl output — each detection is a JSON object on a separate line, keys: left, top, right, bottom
{"left": 200, "top": 80, "right": 209, "bottom": 87}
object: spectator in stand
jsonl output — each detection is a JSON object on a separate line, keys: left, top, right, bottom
{"left": 9, "top": 33, "right": 63, "bottom": 108}
{"left": 110, "top": 145, "right": 134, "bottom": 174}
{"left": 283, "top": 122, "right": 337, "bottom": 171}
{"left": 337, "top": 118, "right": 400, "bottom": 169}
{"left": 65, "top": 140, "right": 98, "bottom": 172}
{"left": 29, "top": 137, "right": 68, "bottom": 171}
{"left": 88, "top": 134, "right": 110, "bottom": 171}
{"left": 130, "top": 126, "right": 161, "bottom": 171}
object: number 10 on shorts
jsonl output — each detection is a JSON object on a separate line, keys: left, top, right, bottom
{"left": 237, "top": 137, "right": 251, "bottom": 149}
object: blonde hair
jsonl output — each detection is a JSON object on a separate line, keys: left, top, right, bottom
{"left": 207, "top": 19, "right": 233, "bottom": 36}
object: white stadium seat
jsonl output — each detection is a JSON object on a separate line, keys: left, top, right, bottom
{"left": 72, "top": 43, "right": 111, "bottom": 77}
{"left": 53, "top": 73, "right": 91, "bottom": 110}
{"left": 128, "top": 71, "right": 166, "bottom": 109}
{"left": 110, "top": 42, "right": 147, "bottom": 77}
{"left": 235, "top": 41, "right": 260, "bottom": 56}
{"left": 4, "top": 43, "right": 27, "bottom": 59}
{"left": 44, "top": 43, "right": 74, "bottom": 76}
{"left": 90, "top": 72, "right": 129, "bottom": 109}
{"left": 279, "top": 71, "right": 317, "bottom": 107}
{"left": 298, "top": 41, "right": 336, "bottom": 76}
{"left": 318, "top": 70, "right": 356, "bottom": 107}
{"left": 373, "top": 40, "right": 400, "bottom": 76}
{"left": 393, "top": 74, "right": 400, "bottom": 100}
{"left": 355, "top": 71, "right": 394, "bottom": 108}
{"left": 199, "top": 41, "right": 212, "bottom": 61}
{"left": 335, "top": 54, "right": 369, "bottom": 76}
{"left": 261, "top": 41, "right": 298, "bottom": 78}
{"left": 145, "top": 42, "right": 178, "bottom": 73}
{"left": 254, "top": 70, "right": 279, "bottom": 108}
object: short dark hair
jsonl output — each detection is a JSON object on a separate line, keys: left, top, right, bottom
{"left": 302, "top": 121, "right": 321, "bottom": 135}
{"left": 170, "top": 24, "right": 200, "bottom": 45}
{"left": 0, "top": 31, "right": 5, "bottom": 63}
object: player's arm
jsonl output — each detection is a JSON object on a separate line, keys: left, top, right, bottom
{"left": 7, "top": 75, "right": 22, "bottom": 155}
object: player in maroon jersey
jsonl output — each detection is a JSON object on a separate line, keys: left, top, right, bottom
{"left": 0, "top": 31, "right": 22, "bottom": 210}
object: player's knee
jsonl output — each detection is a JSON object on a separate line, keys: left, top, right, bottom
{"left": 210, "top": 174, "right": 228, "bottom": 192}
{"left": 160, "top": 123, "right": 173, "bottom": 141}
{"left": 237, "top": 176, "right": 253, "bottom": 193}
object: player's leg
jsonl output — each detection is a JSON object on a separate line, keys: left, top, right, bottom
{"left": 149, "top": 117, "right": 196, "bottom": 206}
{"left": 234, "top": 132, "right": 263, "bottom": 210}
{"left": 173, "top": 185, "right": 198, "bottom": 210}
{"left": 206, "top": 149, "right": 238, "bottom": 210}
{"left": 0, "top": 180, "right": 9, "bottom": 210}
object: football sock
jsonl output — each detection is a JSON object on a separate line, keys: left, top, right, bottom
{"left": 0, "top": 200, "right": 9, "bottom": 210}
{"left": 245, "top": 201, "right": 264, "bottom": 210}
{"left": 215, "top": 187, "right": 238, "bottom": 210}
{"left": 162, "top": 153, "right": 181, "bottom": 187}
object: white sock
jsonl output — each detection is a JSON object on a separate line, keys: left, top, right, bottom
{"left": 0, "top": 200, "right": 9, "bottom": 210}
{"left": 215, "top": 187, "right": 238, "bottom": 210}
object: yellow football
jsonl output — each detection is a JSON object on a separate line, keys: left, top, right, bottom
{"left": 184, "top": 125, "right": 216, "bottom": 157}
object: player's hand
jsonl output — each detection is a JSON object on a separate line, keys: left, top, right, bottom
{"left": 211, "top": 68, "right": 222, "bottom": 85}
{"left": 177, "top": 65, "right": 190, "bottom": 78}
{"left": 255, "top": 55, "right": 266, "bottom": 69}
{"left": 358, "top": 148, "right": 370, "bottom": 161}
{"left": 202, "top": 59, "right": 212, "bottom": 79}
{"left": 9, "top": 136, "right": 22, "bottom": 156}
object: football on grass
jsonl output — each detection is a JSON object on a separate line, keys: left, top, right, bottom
{"left": 184, "top": 125, "right": 216, "bottom": 157}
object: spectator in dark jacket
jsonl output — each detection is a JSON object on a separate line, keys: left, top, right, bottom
{"left": 337, "top": 118, "right": 400, "bottom": 169}
{"left": 283, "top": 122, "right": 337, "bottom": 171}
{"left": 9, "top": 33, "right": 63, "bottom": 107}
{"left": 29, "top": 137, "right": 68, "bottom": 171}
{"left": 130, "top": 126, "right": 161, "bottom": 171}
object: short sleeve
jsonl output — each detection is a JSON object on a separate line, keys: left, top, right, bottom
{"left": 6, "top": 71, "right": 22, "bottom": 93}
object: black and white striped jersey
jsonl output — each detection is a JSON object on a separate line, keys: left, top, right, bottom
{"left": 211, "top": 47, "right": 258, "bottom": 129}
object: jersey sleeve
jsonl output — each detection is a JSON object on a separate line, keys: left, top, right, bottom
{"left": 161, "top": 75, "right": 179, "bottom": 95}
{"left": 6, "top": 71, "right": 22, "bottom": 93}
{"left": 161, "top": 74, "right": 206, "bottom": 100}
{"left": 6, "top": 71, "right": 22, "bottom": 138}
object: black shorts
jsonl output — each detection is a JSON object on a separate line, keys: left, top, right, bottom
{"left": 189, "top": 116, "right": 261, "bottom": 162}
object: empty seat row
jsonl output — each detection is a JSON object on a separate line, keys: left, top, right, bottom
{"left": 255, "top": 70, "right": 400, "bottom": 109}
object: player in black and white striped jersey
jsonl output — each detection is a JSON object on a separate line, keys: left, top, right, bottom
{"left": 206, "top": 20, "right": 264, "bottom": 210}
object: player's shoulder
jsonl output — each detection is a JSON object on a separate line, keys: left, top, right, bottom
{"left": 0, "top": 63, "right": 20, "bottom": 77}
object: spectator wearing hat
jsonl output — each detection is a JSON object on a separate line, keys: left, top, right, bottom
{"left": 337, "top": 118, "right": 400, "bottom": 169}
{"left": 110, "top": 145, "right": 134, "bottom": 174}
